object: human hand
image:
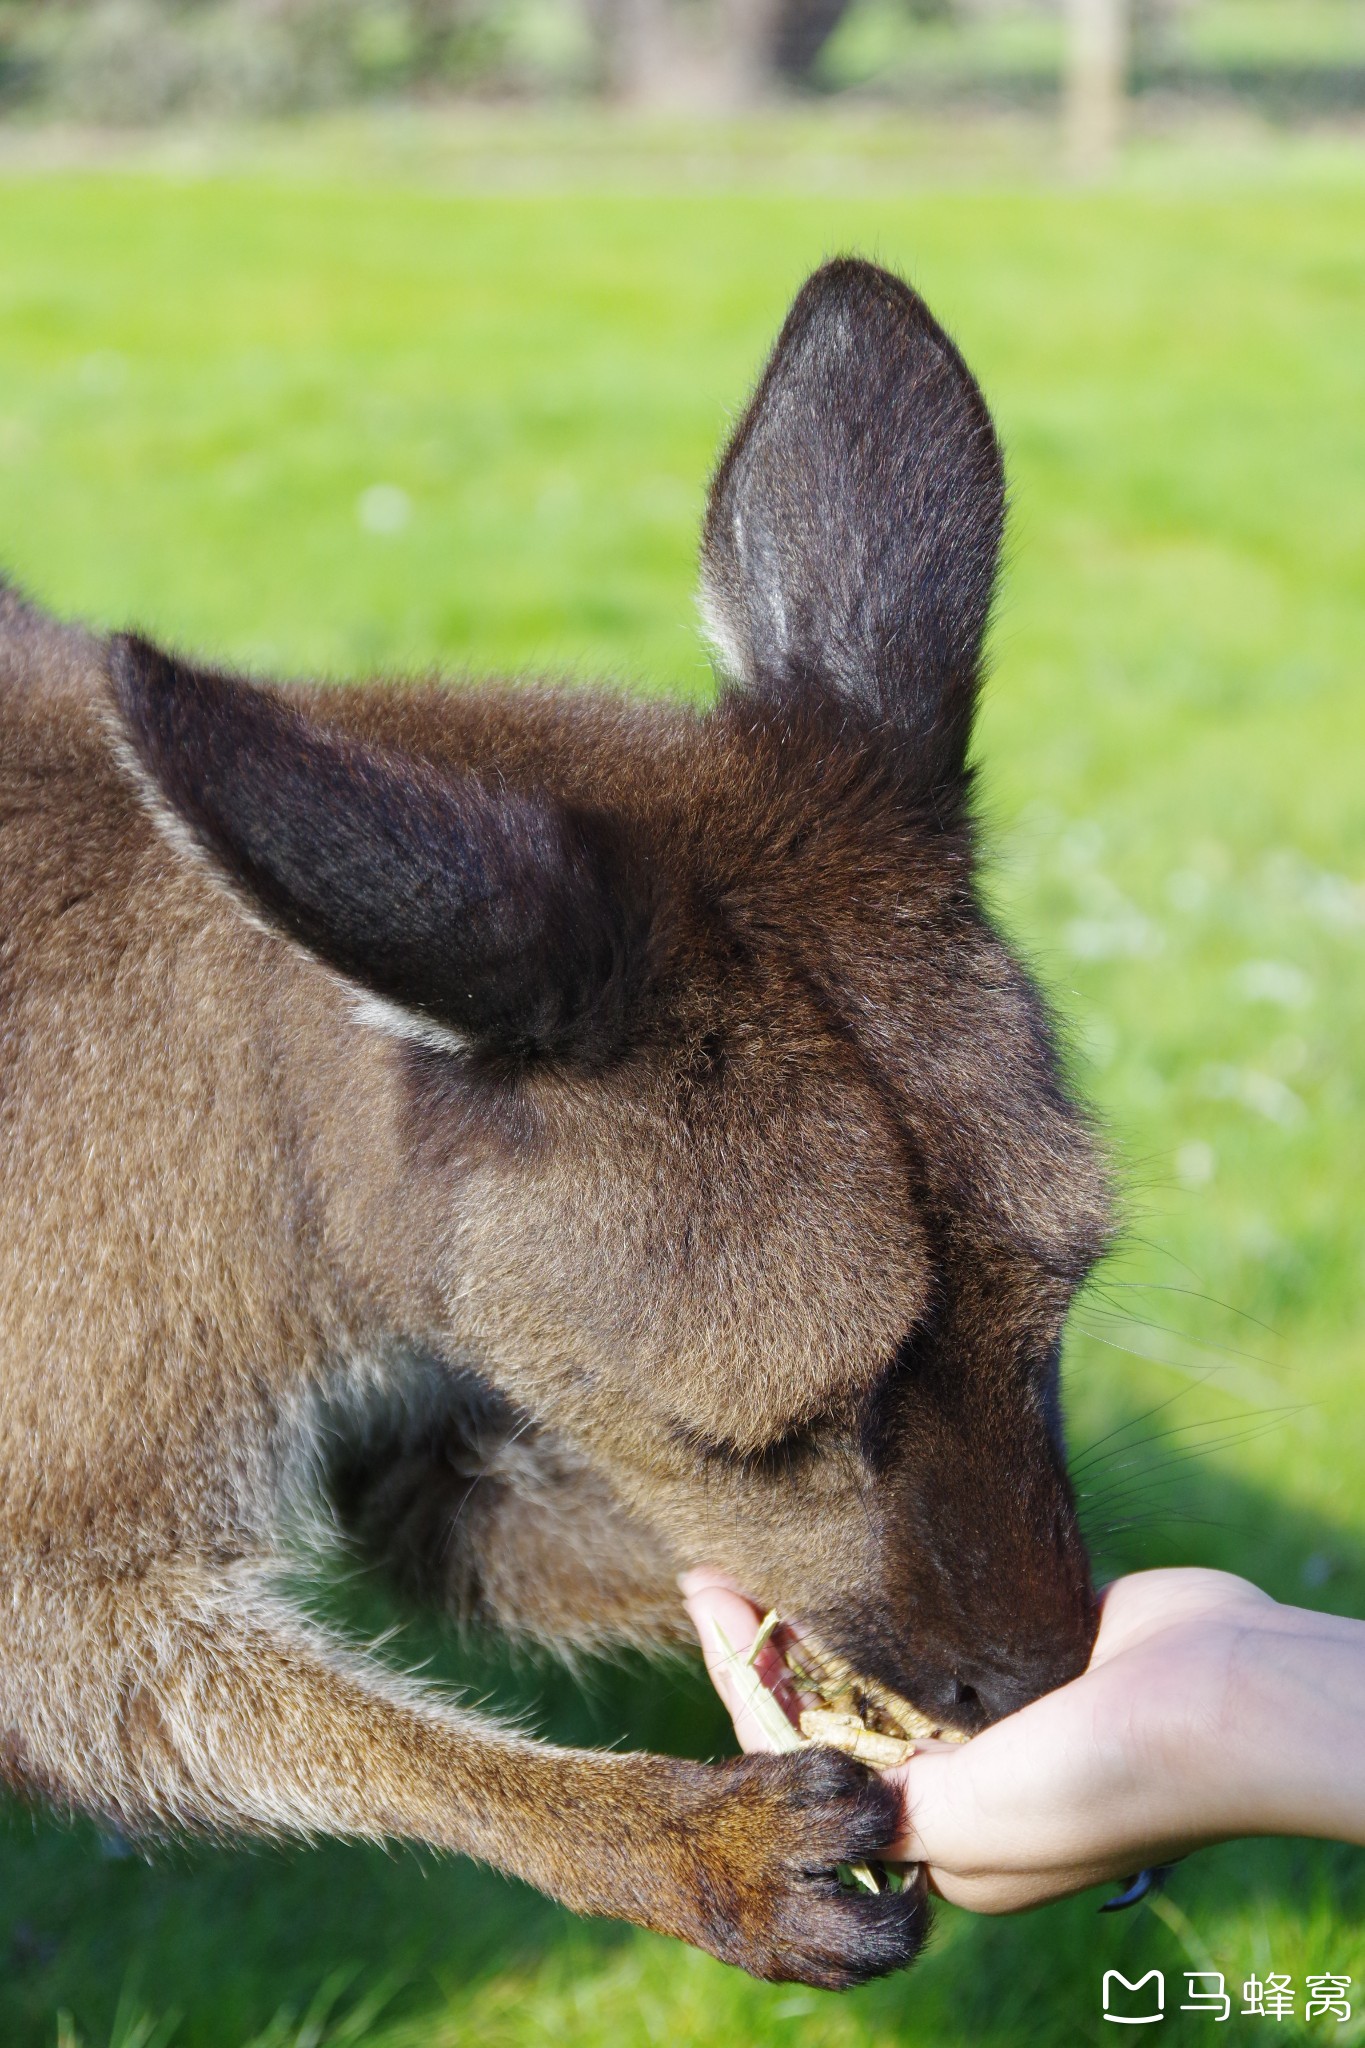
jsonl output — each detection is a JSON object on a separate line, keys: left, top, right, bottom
{"left": 682, "top": 1565, "right": 1365, "bottom": 1913}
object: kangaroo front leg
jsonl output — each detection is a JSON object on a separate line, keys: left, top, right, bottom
{"left": 3, "top": 1561, "right": 923, "bottom": 1988}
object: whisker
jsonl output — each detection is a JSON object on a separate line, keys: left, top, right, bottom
{"left": 1067, "top": 1381, "right": 1212, "bottom": 1478}
{"left": 1089, "top": 1513, "right": 1238, "bottom": 1554}
{"left": 1076, "top": 1404, "right": 1305, "bottom": 1478}
{"left": 1068, "top": 1323, "right": 1280, "bottom": 1385}
{"left": 1112, "top": 1232, "right": 1208, "bottom": 1286}
{"left": 1095, "top": 1510, "right": 1236, "bottom": 1536}
{"left": 1092, "top": 1279, "right": 1281, "bottom": 1340}
{"left": 1077, "top": 1420, "right": 1303, "bottom": 1506}
{"left": 1076, "top": 1418, "right": 1306, "bottom": 1526}
{"left": 1077, "top": 1303, "right": 1275, "bottom": 1371}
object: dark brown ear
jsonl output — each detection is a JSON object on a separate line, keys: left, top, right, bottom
{"left": 701, "top": 257, "right": 1005, "bottom": 790}
{"left": 109, "top": 636, "right": 651, "bottom": 1066}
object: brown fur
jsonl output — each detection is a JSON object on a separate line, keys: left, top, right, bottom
{"left": 0, "top": 260, "right": 1110, "bottom": 1988}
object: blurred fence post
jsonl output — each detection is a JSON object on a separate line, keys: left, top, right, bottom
{"left": 589, "top": 0, "right": 674, "bottom": 101}
{"left": 1065, "top": 0, "right": 1130, "bottom": 175}
{"left": 718, "top": 0, "right": 782, "bottom": 103}
{"left": 587, "top": 0, "right": 782, "bottom": 106}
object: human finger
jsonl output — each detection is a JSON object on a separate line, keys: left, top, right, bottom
{"left": 680, "top": 1573, "right": 794, "bottom": 1753}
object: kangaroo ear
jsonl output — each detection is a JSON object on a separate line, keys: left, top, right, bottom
{"left": 109, "top": 636, "right": 650, "bottom": 1065}
{"left": 701, "top": 257, "right": 1005, "bottom": 787}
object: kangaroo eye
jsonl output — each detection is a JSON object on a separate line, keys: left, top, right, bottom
{"left": 673, "top": 1416, "right": 822, "bottom": 1478}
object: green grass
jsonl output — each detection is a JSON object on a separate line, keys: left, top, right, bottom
{"left": 1, "top": 117, "right": 1364, "bottom": 2047}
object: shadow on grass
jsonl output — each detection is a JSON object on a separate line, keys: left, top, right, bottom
{"left": 3, "top": 1414, "right": 1362, "bottom": 2048}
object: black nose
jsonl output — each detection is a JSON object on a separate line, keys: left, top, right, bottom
{"left": 908, "top": 1648, "right": 1087, "bottom": 1734}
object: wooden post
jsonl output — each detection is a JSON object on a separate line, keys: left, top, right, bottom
{"left": 587, "top": 0, "right": 781, "bottom": 109}
{"left": 717, "top": 0, "right": 782, "bottom": 104}
{"left": 588, "top": 0, "right": 675, "bottom": 102}
{"left": 1065, "top": 0, "right": 1129, "bottom": 176}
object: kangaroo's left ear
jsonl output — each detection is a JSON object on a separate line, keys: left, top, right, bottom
{"left": 108, "top": 635, "right": 656, "bottom": 1067}
{"left": 700, "top": 257, "right": 1005, "bottom": 791}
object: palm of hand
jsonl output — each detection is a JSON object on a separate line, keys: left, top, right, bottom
{"left": 891, "top": 1567, "right": 1275, "bottom": 1911}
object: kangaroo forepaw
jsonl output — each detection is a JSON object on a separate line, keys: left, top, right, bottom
{"left": 670, "top": 1746, "right": 927, "bottom": 1988}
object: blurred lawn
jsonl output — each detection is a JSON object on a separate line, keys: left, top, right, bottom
{"left": 1, "top": 120, "right": 1364, "bottom": 2048}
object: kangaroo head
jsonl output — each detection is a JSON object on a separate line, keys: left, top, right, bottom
{"left": 111, "top": 259, "right": 1110, "bottom": 1733}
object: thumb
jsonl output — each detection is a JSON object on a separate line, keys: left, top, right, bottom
{"left": 680, "top": 1572, "right": 795, "bottom": 1754}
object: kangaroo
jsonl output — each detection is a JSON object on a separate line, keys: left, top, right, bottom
{"left": 0, "top": 258, "right": 1110, "bottom": 1990}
